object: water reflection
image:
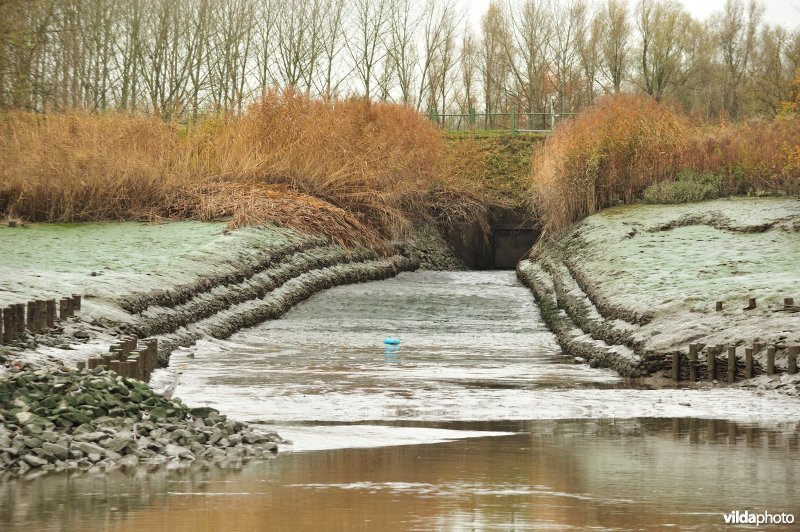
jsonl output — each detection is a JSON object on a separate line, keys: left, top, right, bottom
{"left": 383, "top": 344, "right": 400, "bottom": 365}
{"left": 2, "top": 418, "right": 798, "bottom": 531}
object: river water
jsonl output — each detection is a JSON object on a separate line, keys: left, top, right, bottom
{"left": 2, "top": 271, "right": 799, "bottom": 530}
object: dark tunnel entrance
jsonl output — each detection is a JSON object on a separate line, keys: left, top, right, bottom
{"left": 439, "top": 205, "right": 540, "bottom": 270}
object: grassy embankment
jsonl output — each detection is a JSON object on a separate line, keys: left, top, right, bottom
{"left": 0, "top": 92, "right": 487, "bottom": 251}
{"left": 531, "top": 94, "right": 800, "bottom": 235}
{"left": 443, "top": 134, "right": 542, "bottom": 210}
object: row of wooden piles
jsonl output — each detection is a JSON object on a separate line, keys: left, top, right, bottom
{"left": 673, "top": 342, "right": 799, "bottom": 383}
{"left": 77, "top": 337, "right": 159, "bottom": 382}
{"left": 1, "top": 295, "right": 82, "bottom": 343}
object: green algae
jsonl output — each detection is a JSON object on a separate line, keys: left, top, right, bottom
{"left": 561, "top": 197, "right": 800, "bottom": 316}
{"left": 0, "top": 221, "right": 312, "bottom": 306}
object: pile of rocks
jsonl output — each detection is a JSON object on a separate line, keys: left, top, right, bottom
{"left": 0, "top": 366, "right": 280, "bottom": 476}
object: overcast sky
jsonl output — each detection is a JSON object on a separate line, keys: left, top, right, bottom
{"left": 463, "top": 0, "right": 800, "bottom": 30}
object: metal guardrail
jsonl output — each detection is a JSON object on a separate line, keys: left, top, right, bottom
{"left": 427, "top": 107, "right": 576, "bottom": 134}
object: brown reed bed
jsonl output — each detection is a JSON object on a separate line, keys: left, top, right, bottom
{"left": 531, "top": 94, "right": 800, "bottom": 235}
{"left": 0, "top": 92, "right": 483, "bottom": 250}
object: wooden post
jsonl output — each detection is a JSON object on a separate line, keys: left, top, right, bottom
{"left": 766, "top": 346, "right": 775, "bottom": 376}
{"left": 785, "top": 297, "right": 795, "bottom": 309}
{"left": 2, "top": 307, "right": 12, "bottom": 343}
{"left": 672, "top": 351, "right": 680, "bottom": 382}
{"left": 753, "top": 342, "right": 763, "bottom": 354}
{"left": 745, "top": 347, "right": 754, "bottom": 379}
{"left": 715, "top": 301, "right": 723, "bottom": 311}
{"left": 788, "top": 346, "right": 799, "bottom": 375}
{"left": 35, "top": 300, "right": 47, "bottom": 332}
{"left": 727, "top": 345, "right": 736, "bottom": 384}
{"left": 11, "top": 305, "right": 19, "bottom": 338}
{"left": 127, "top": 354, "right": 140, "bottom": 381}
{"left": 689, "top": 344, "right": 698, "bottom": 382}
{"left": 71, "top": 294, "right": 81, "bottom": 311}
{"left": 146, "top": 338, "right": 158, "bottom": 376}
{"left": 109, "top": 360, "right": 121, "bottom": 375}
{"left": 14, "top": 304, "right": 25, "bottom": 334}
{"left": 707, "top": 346, "right": 716, "bottom": 382}
{"left": 746, "top": 297, "right": 756, "bottom": 310}
{"left": 45, "top": 299, "right": 55, "bottom": 329}
{"left": 129, "top": 352, "right": 140, "bottom": 380}
{"left": 87, "top": 358, "right": 99, "bottom": 369}
{"left": 26, "top": 301, "right": 37, "bottom": 332}
{"left": 59, "top": 298, "right": 70, "bottom": 320}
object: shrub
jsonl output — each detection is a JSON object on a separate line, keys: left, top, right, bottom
{"left": 642, "top": 171, "right": 722, "bottom": 204}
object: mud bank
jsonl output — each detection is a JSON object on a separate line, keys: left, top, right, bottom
{"left": 0, "top": 222, "right": 420, "bottom": 370}
{"left": 518, "top": 197, "right": 800, "bottom": 395}
{"left": 0, "top": 222, "right": 427, "bottom": 474}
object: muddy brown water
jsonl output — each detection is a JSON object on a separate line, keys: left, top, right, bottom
{"left": 2, "top": 271, "right": 799, "bottom": 530}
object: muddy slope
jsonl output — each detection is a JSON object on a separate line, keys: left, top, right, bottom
{"left": 0, "top": 223, "right": 419, "bottom": 373}
{"left": 518, "top": 197, "right": 800, "bottom": 391}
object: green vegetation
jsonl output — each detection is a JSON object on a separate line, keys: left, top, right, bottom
{"left": 642, "top": 171, "right": 722, "bottom": 204}
{"left": 442, "top": 134, "right": 543, "bottom": 208}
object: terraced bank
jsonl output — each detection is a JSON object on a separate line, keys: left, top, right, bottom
{"left": 0, "top": 222, "right": 421, "bottom": 371}
{"left": 518, "top": 197, "right": 800, "bottom": 392}
{"left": 0, "top": 222, "right": 427, "bottom": 475}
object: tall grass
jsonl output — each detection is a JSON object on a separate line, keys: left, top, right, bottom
{"left": 530, "top": 95, "right": 687, "bottom": 234}
{"left": 0, "top": 92, "right": 479, "bottom": 249}
{"left": 531, "top": 94, "right": 800, "bottom": 234}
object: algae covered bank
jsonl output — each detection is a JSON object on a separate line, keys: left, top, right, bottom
{"left": 518, "top": 197, "right": 800, "bottom": 394}
{"left": 0, "top": 221, "right": 421, "bottom": 475}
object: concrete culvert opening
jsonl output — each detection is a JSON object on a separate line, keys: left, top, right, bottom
{"left": 439, "top": 204, "right": 540, "bottom": 270}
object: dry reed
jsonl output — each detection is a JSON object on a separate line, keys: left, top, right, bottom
{"left": 0, "top": 92, "right": 481, "bottom": 250}
{"left": 531, "top": 94, "right": 800, "bottom": 234}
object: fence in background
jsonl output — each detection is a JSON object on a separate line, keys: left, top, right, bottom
{"left": 428, "top": 106, "right": 576, "bottom": 134}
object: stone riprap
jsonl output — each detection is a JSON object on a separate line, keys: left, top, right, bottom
{"left": 0, "top": 366, "right": 280, "bottom": 477}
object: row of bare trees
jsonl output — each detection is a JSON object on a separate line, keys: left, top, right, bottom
{"left": 476, "top": 0, "right": 800, "bottom": 119}
{"left": 1, "top": 0, "right": 797, "bottom": 120}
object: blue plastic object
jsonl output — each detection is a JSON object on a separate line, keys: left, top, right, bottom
{"left": 383, "top": 338, "right": 400, "bottom": 345}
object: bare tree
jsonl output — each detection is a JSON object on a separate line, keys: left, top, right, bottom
{"left": 386, "top": 0, "right": 422, "bottom": 105}
{"left": 459, "top": 24, "right": 479, "bottom": 112}
{"left": 751, "top": 24, "right": 799, "bottom": 114}
{"left": 635, "top": 0, "right": 694, "bottom": 101}
{"left": 598, "top": 0, "right": 631, "bottom": 93}
{"left": 318, "top": 0, "right": 347, "bottom": 100}
{"left": 423, "top": 1, "right": 460, "bottom": 114}
{"left": 348, "top": 0, "right": 389, "bottom": 100}
{"left": 503, "top": 0, "right": 552, "bottom": 115}
{"left": 577, "top": 5, "right": 604, "bottom": 106}
{"left": 479, "top": 1, "right": 508, "bottom": 119}
{"left": 714, "top": 0, "right": 764, "bottom": 118}
{"left": 550, "top": 0, "right": 588, "bottom": 110}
